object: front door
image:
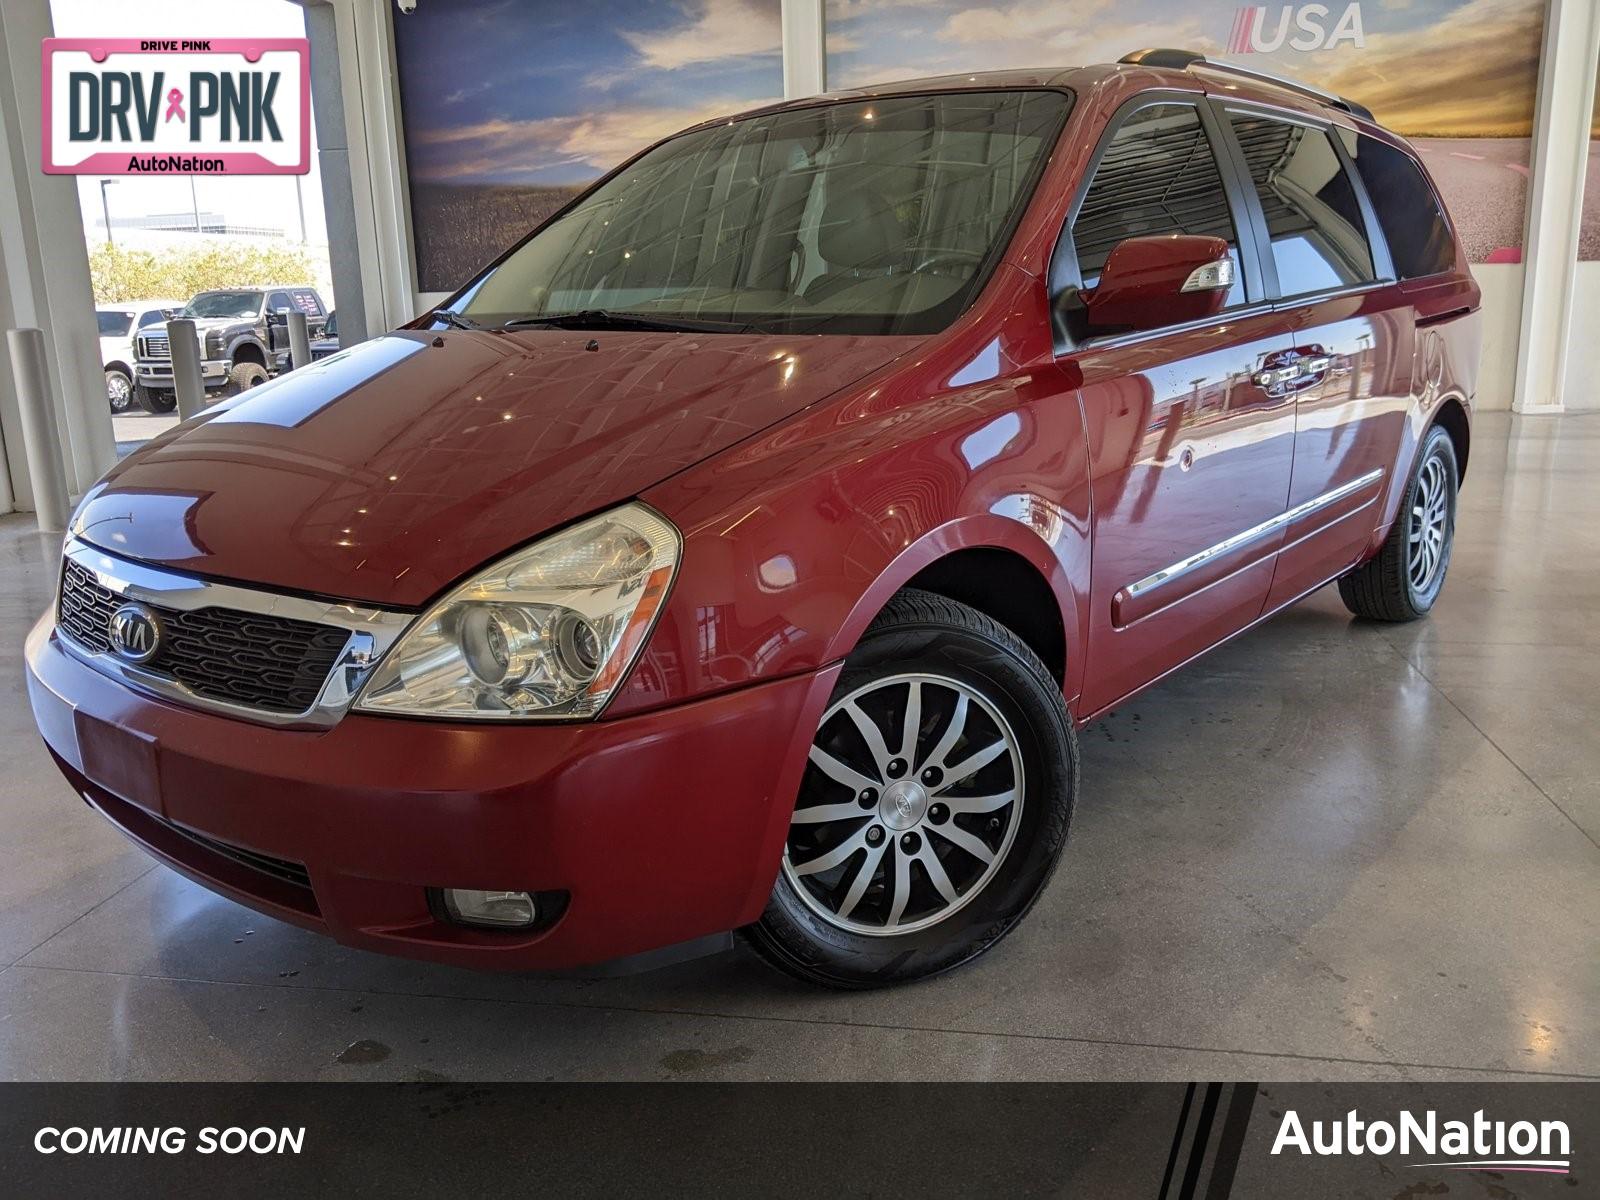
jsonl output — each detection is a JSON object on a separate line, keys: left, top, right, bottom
{"left": 1057, "top": 99, "right": 1298, "bottom": 714}
{"left": 267, "top": 290, "right": 293, "bottom": 367}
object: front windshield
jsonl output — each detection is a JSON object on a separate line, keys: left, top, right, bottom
{"left": 97, "top": 312, "right": 133, "bottom": 336}
{"left": 452, "top": 90, "right": 1070, "bottom": 336}
{"left": 184, "top": 291, "right": 263, "bottom": 319}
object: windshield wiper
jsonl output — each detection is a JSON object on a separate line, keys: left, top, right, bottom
{"left": 498, "top": 309, "right": 753, "bottom": 334}
{"left": 432, "top": 308, "right": 486, "bottom": 331}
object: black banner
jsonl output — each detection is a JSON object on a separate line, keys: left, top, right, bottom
{"left": 2, "top": 1082, "right": 1593, "bottom": 1197}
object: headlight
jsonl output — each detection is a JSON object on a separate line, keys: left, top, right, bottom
{"left": 354, "top": 503, "right": 678, "bottom": 720}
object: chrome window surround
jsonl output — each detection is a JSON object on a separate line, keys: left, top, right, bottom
{"left": 1124, "top": 468, "right": 1385, "bottom": 599}
{"left": 56, "top": 538, "right": 415, "bottom": 729}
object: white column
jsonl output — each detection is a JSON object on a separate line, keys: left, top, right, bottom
{"left": 0, "top": 0, "right": 117, "bottom": 513}
{"left": 782, "top": 0, "right": 827, "bottom": 99}
{"left": 297, "top": 0, "right": 420, "bottom": 336}
{"left": 1511, "top": 0, "right": 1600, "bottom": 414}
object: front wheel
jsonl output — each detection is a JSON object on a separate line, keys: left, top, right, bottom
{"left": 746, "top": 590, "right": 1077, "bottom": 988}
{"left": 105, "top": 368, "right": 133, "bottom": 412}
{"left": 1338, "top": 423, "right": 1458, "bottom": 621}
{"left": 225, "top": 361, "right": 270, "bottom": 395}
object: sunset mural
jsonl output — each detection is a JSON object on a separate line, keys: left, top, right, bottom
{"left": 393, "top": 0, "right": 783, "bottom": 290}
{"left": 826, "top": 0, "right": 1547, "bottom": 261}
{"left": 393, "top": 0, "right": 1548, "bottom": 283}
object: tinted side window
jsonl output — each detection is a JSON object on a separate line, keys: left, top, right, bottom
{"left": 1339, "top": 131, "right": 1453, "bottom": 279}
{"left": 289, "top": 288, "right": 323, "bottom": 315}
{"left": 1229, "top": 115, "right": 1374, "bottom": 297}
{"left": 1073, "top": 104, "right": 1245, "bottom": 307}
{"left": 137, "top": 310, "right": 166, "bottom": 328}
{"left": 267, "top": 291, "right": 292, "bottom": 314}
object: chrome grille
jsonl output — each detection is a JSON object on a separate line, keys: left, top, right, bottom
{"left": 140, "top": 332, "right": 171, "bottom": 359}
{"left": 58, "top": 559, "right": 350, "bottom": 714}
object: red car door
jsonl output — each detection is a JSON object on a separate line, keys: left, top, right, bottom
{"left": 1219, "top": 109, "right": 1411, "bottom": 609}
{"left": 1054, "top": 97, "right": 1298, "bottom": 716}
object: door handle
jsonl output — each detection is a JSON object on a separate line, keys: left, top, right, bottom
{"left": 1252, "top": 365, "right": 1299, "bottom": 387}
{"left": 1252, "top": 357, "right": 1330, "bottom": 388}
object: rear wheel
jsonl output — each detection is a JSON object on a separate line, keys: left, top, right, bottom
{"left": 134, "top": 385, "right": 176, "bottom": 414}
{"left": 1338, "top": 424, "right": 1458, "bottom": 621}
{"left": 746, "top": 590, "right": 1076, "bottom": 988}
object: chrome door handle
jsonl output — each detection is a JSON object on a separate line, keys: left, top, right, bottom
{"left": 1253, "top": 366, "right": 1298, "bottom": 387}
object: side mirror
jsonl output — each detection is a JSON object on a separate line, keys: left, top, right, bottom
{"left": 267, "top": 309, "right": 290, "bottom": 327}
{"left": 1082, "top": 234, "right": 1234, "bottom": 335}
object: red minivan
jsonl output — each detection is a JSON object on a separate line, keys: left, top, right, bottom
{"left": 27, "top": 51, "right": 1479, "bottom": 987}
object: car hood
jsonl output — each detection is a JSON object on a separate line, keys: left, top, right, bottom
{"left": 73, "top": 328, "right": 921, "bottom": 607}
{"left": 154, "top": 316, "right": 242, "bottom": 329}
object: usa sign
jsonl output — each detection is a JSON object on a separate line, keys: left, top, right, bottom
{"left": 42, "top": 38, "right": 309, "bottom": 175}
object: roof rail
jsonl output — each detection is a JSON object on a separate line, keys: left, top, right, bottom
{"left": 1117, "top": 48, "right": 1374, "bottom": 123}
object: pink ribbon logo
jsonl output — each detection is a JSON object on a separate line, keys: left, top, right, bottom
{"left": 164, "top": 87, "right": 185, "bottom": 123}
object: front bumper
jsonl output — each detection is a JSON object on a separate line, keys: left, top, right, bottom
{"left": 135, "top": 359, "right": 229, "bottom": 390}
{"left": 26, "top": 613, "right": 837, "bottom": 970}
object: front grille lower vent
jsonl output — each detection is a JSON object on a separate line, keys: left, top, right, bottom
{"left": 58, "top": 559, "right": 350, "bottom": 715}
{"left": 158, "top": 816, "right": 314, "bottom": 891}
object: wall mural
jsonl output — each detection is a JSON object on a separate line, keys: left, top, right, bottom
{"left": 826, "top": 0, "right": 1547, "bottom": 264}
{"left": 1583, "top": 57, "right": 1600, "bottom": 261}
{"left": 394, "top": 0, "right": 783, "bottom": 292}
{"left": 395, "top": 0, "right": 1548, "bottom": 288}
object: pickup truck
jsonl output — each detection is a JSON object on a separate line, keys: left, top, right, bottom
{"left": 97, "top": 300, "right": 183, "bottom": 412}
{"left": 133, "top": 285, "right": 328, "bottom": 413}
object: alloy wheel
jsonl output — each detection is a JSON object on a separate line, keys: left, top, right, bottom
{"left": 1408, "top": 452, "right": 1449, "bottom": 593}
{"left": 106, "top": 373, "right": 132, "bottom": 411}
{"left": 782, "top": 673, "right": 1024, "bottom": 937}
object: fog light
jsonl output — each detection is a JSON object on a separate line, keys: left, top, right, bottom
{"left": 441, "top": 888, "right": 538, "bottom": 929}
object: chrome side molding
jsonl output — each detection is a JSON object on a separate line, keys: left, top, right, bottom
{"left": 1125, "top": 468, "right": 1384, "bottom": 600}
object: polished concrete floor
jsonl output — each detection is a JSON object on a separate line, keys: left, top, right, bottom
{"left": 2, "top": 411, "right": 1595, "bottom": 1082}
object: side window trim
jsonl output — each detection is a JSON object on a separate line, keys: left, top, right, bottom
{"left": 1327, "top": 125, "right": 1396, "bottom": 283}
{"left": 1211, "top": 98, "right": 1396, "bottom": 300}
{"left": 1048, "top": 89, "right": 1267, "bottom": 355}
{"left": 1204, "top": 98, "right": 1280, "bottom": 301}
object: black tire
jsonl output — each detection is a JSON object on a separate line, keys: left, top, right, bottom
{"left": 105, "top": 368, "right": 134, "bottom": 413}
{"left": 226, "top": 361, "right": 269, "bottom": 395}
{"left": 1338, "top": 424, "right": 1458, "bottom": 621}
{"left": 746, "top": 589, "right": 1077, "bottom": 989}
{"left": 134, "top": 384, "right": 176, "bottom": 414}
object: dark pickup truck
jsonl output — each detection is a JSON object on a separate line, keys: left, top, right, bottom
{"left": 133, "top": 285, "right": 328, "bottom": 413}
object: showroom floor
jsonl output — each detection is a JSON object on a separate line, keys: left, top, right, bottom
{"left": 1, "top": 411, "right": 1595, "bottom": 1083}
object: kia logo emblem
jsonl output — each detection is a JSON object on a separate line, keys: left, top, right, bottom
{"left": 107, "top": 602, "right": 163, "bottom": 665}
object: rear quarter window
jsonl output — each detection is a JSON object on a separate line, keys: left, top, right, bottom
{"left": 1338, "top": 131, "right": 1455, "bottom": 280}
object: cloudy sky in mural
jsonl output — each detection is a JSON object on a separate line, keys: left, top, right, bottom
{"left": 827, "top": 0, "right": 1544, "bottom": 137}
{"left": 395, "top": 0, "right": 783, "bottom": 186}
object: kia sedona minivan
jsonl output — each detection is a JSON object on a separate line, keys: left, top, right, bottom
{"left": 28, "top": 51, "right": 1478, "bottom": 987}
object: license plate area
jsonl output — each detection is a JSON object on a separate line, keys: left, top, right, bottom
{"left": 73, "top": 710, "right": 163, "bottom": 815}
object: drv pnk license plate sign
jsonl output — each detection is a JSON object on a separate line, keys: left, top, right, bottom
{"left": 42, "top": 39, "right": 309, "bottom": 175}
